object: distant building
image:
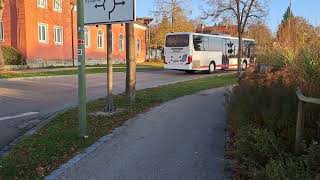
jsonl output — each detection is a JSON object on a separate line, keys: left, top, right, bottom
{"left": 195, "top": 25, "right": 238, "bottom": 37}
{"left": 0, "top": 0, "right": 153, "bottom": 67}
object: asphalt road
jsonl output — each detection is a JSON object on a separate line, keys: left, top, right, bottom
{"left": 0, "top": 70, "right": 232, "bottom": 151}
{"left": 56, "top": 87, "right": 228, "bottom": 180}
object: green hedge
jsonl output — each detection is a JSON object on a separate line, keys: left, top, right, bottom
{"left": 1, "top": 46, "right": 23, "bottom": 65}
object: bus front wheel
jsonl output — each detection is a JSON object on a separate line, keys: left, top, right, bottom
{"left": 209, "top": 62, "right": 215, "bottom": 74}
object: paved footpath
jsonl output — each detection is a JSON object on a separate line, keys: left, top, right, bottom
{"left": 54, "top": 87, "right": 229, "bottom": 180}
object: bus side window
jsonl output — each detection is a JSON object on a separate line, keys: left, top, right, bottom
{"left": 193, "top": 35, "right": 205, "bottom": 51}
{"left": 209, "top": 37, "right": 223, "bottom": 52}
{"left": 203, "top": 37, "right": 209, "bottom": 51}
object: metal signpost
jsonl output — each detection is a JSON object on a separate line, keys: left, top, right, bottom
{"left": 77, "top": 0, "right": 136, "bottom": 136}
{"left": 77, "top": 0, "right": 87, "bottom": 138}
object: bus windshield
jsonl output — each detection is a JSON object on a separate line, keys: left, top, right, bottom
{"left": 165, "top": 34, "right": 189, "bottom": 47}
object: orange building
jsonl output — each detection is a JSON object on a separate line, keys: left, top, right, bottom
{"left": 0, "top": 0, "right": 152, "bottom": 67}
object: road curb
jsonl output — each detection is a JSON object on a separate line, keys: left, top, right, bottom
{"left": 0, "top": 69, "right": 164, "bottom": 81}
{"left": 45, "top": 126, "right": 124, "bottom": 180}
{"left": 1, "top": 74, "right": 83, "bottom": 81}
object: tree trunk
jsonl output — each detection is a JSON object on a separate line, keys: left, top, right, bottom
{"left": 171, "top": 0, "right": 176, "bottom": 32}
{"left": 237, "top": 33, "right": 243, "bottom": 78}
{"left": 0, "top": 7, "right": 4, "bottom": 66}
{"left": 105, "top": 24, "right": 115, "bottom": 112}
{"left": 125, "top": 23, "right": 136, "bottom": 103}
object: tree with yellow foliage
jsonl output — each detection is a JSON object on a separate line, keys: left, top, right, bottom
{"left": 245, "top": 22, "right": 273, "bottom": 54}
{"left": 276, "top": 16, "right": 319, "bottom": 63}
{"left": 150, "top": 1, "right": 194, "bottom": 49}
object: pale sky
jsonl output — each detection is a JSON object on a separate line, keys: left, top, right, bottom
{"left": 136, "top": 0, "right": 320, "bottom": 32}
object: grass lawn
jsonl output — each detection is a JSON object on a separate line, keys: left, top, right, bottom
{"left": 0, "top": 75, "right": 237, "bottom": 179}
{"left": 0, "top": 62, "right": 164, "bottom": 79}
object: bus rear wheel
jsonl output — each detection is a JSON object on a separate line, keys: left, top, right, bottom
{"left": 208, "top": 62, "right": 215, "bottom": 74}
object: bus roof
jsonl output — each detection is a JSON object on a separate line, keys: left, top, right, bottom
{"left": 166, "top": 32, "right": 255, "bottom": 42}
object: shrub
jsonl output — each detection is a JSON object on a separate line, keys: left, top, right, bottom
{"left": 234, "top": 127, "right": 284, "bottom": 179}
{"left": 262, "top": 157, "right": 313, "bottom": 180}
{"left": 256, "top": 50, "right": 286, "bottom": 68}
{"left": 304, "top": 143, "right": 320, "bottom": 175}
{"left": 228, "top": 80, "right": 298, "bottom": 147}
{"left": 1, "top": 46, "right": 23, "bottom": 65}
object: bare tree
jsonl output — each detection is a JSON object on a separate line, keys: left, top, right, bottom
{"left": 126, "top": 23, "right": 136, "bottom": 103}
{"left": 0, "top": 0, "right": 5, "bottom": 66}
{"left": 153, "top": 0, "right": 191, "bottom": 32}
{"left": 202, "top": 0, "right": 269, "bottom": 76}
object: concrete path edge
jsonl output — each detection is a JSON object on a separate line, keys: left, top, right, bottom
{"left": 45, "top": 126, "right": 124, "bottom": 180}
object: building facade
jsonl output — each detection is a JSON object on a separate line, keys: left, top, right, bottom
{"left": 0, "top": 0, "right": 151, "bottom": 67}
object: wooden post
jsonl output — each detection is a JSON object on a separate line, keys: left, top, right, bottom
{"left": 125, "top": 23, "right": 136, "bottom": 103}
{"left": 105, "top": 24, "right": 115, "bottom": 112}
{"left": 295, "top": 100, "right": 304, "bottom": 153}
{"left": 295, "top": 88, "right": 320, "bottom": 154}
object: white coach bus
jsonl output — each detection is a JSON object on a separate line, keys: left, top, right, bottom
{"left": 164, "top": 32, "right": 255, "bottom": 73}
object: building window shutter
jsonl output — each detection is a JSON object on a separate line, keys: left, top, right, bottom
{"left": 136, "top": 38, "right": 141, "bottom": 55}
{"left": 0, "top": 21, "right": 4, "bottom": 41}
{"left": 85, "top": 27, "right": 90, "bottom": 48}
{"left": 119, "top": 34, "right": 124, "bottom": 52}
{"left": 54, "top": 26, "right": 63, "bottom": 45}
{"left": 38, "top": 23, "right": 48, "bottom": 43}
{"left": 53, "top": 0, "right": 62, "bottom": 12}
{"left": 37, "top": 0, "right": 47, "bottom": 8}
{"left": 97, "top": 30, "right": 104, "bottom": 48}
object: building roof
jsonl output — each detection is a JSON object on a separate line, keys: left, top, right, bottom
{"left": 195, "top": 25, "right": 238, "bottom": 36}
{"left": 136, "top": 17, "right": 154, "bottom": 26}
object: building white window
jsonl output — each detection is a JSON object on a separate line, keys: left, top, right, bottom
{"left": 37, "top": 0, "right": 47, "bottom": 8}
{"left": 53, "top": 0, "right": 62, "bottom": 12}
{"left": 119, "top": 34, "right": 124, "bottom": 52}
{"left": 54, "top": 26, "right": 63, "bottom": 45}
{"left": 136, "top": 38, "right": 141, "bottom": 55}
{"left": 97, "top": 29, "right": 104, "bottom": 48}
{"left": 84, "top": 27, "right": 90, "bottom": 48}
{"left": 38, "top": 23, "right": 48, "bottom": 43}
{"left": 0, "top": 21, "right": 4, "bottom": 42}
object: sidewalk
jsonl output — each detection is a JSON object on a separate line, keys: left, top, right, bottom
{"left": 49, "top": 87, "right": 228, "bottom": 180}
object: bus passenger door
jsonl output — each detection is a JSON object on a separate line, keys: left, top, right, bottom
{"left": 222, "top": 39, "right": 230, "bottom": 70}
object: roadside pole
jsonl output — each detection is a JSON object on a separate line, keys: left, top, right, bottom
{"left": 77, "top": 0, "right": 87, "bottom": 137}
{"left": 70, "top": 2, "right": 75, "bottom": 67}
{"left": 125, "top": 23, "right": 136, "bottom": 103}
{"left": 106, "top": 24, "right": 115, "bottom": 112}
